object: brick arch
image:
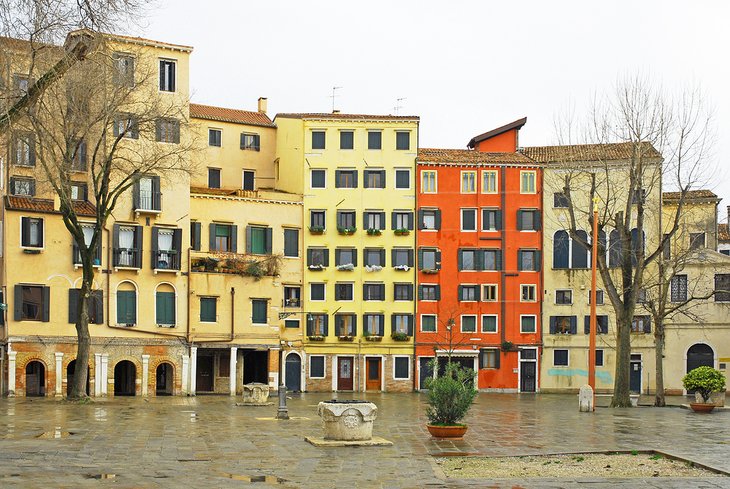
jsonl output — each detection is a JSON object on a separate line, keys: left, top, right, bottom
{"left": 18, "top": 355, "right": 51, "bottom": 397}
{"left": 149, "top": 356, "right": 179, "bottom": 396}
{"left": 62, "top": 356, "right": 95, "bottom": 397}
{"left": 110, "top": 356, "right": 143, "bottom": 396}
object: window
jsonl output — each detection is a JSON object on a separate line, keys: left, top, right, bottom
{"left": 339, "top": 131, "right": 354, "bottom": 150}
{"left": 68, "top": 289, "right": 103, "bottom": 324}
{"left": 521, "top": 315, "right": 537, "bottom": 333}
{"left": 242, "top": 170, "right": 255, "bottom": 191}
{"left": 518, "top": 250, "right": 540, "bottom": 271}
{"left": 113, "top": 113, "right": 139, "bottom": 139}
{"left": 200, "top": 297, "right": 217, "bottom": 322}
{"left": 152, "top": 227, "right": 182, "bottom": 270}
{"left": 284, "top": 229, "right": 299, "bottom": 257}
{"left": 482, "top": 209, "right": 501, "bottom": 231}
{"left": 690, "top": 232, "right": 705, "bottom": 250}
{"left": 555, "top": 290, "right": 572, "bottom": 305}
{"left": 480, "top": 349, "right": 499, "bottom": 369}
{"left": 133, "top": 175, "right": 162, "bottom": 212}
{"left": 419, "top": 208, "right": 441, "bottom": 231}
{"left": 283, "top": 286, "right": 301, "bottom": 307}
{"left": 550, "top": 316, "right": 576, "bottom": 334}
{"left": 337, "top": 210, "right": 356, "bottom": 230}
{"left": 554, "top": 192, "right": 569, "bottom": 208}
{"left": 240, "top": 133, "right": 261, "bottom": 151}
{"left": 113, "top": 224, "right": 142, "bottom": 267}
{"left": 310, "top": 283, "right": 325, "bottom": 301}
{"left": 631, "top": 315, "right": 651, "bottom": 333}
{"left": 310, "top": 356, "right": 325, "bottom": 378}
{"left": 589, "top": 289, "right": 605, "bottom": 305}
{"left": 367, "top": 131, "right": 382, "bottom": 150}
{"left": 482, "top": 249, "right": 501, "bottom": 271}
{"left": 517, "top": 210, "right": 540, "bottom": 231}
{"left": 311, "top": 169, "right": 326, "bottom": 189}
{"left": 15, "top": 285, "right": 49, "bottom": 321}
{"left": 521, "top": 284, "right": 536, "bottom": 302}
{"left": 70, "top": 139, "right": 87, "bottom": 171}
{"left": 663, "top": 233, "right": 671, "bottom": 260}
{"left": 246, "top": 226, "right": 270, "bottom": 255}
{"left": 284, "top": 319, "right": 299, "bottom": 329}
{"left": 208, "top": 129, "right": 222, "bottom": 147}
{"left": 715, "top": 274, "right": 730, "bottom": 302}
{"left": 307, "top": 248, "right": 329, "bottom": 268}
{"left": 10, "top": 177, "right": 34, "bottom": 196}
{"left": 20, "top": 217, "right": 43, "bottom": 248}
{"left": 335, "top": 283, "right": 354, "bottom": 301}
{"left": 208, "top": 168, "right": 221, "bottom": 189}
{"left": 156, "top": 118, "right": 180, "bottom": 144}
{"left": 395, "top": 169, "right": 410, "bottom": 189}
{"left": 310, "top": 210, "right": 326, "bottom": 230}
{"left": 461, "top": 171, "right": 476, "bottom": 193}
{"left": 421, "top": 315, "right": 437, "bottom": 332}
{"left": 364, "top": 248, "right": 385, "bottom": 267}
{"left": 631, "top": 188, "right": 645, "bottom": 204}
{"left": 211, "top": 224, "right": 235, "bottom": 253}
{"left": 364, "top": 169, "right": 385, "bottom": 189}
{"left": 481, "top": 315, "right": 498, "bottom": 333}
{"left": 520, "top": 170, "right": 536, "bottom": 193}
{"left": 363, "top": 283, "right": 385, "bottom": 301}
{"left": 483, "top": 284, "right": 498, "bottom": 301}
{"left": 461, "top": 208, "right": 477, "bottom": 231}
{"left": 335, "top": 170, "right": 357, "bottom": 188}
{"left": 252, "top": 299, "right": 268, "bottom": 324}
{"left": 394, "top": 283, "right": 413, "bottom": 301}
{"left": 156, "top": 290, "right": 175, "bottom": 326}
{"left": 364, "top": 314, "right": 384, "bottom": 336}
{"left": 308, "top": 314, "right": 328, "bottom": 336}
{"left": 671, "top": 274, "right": 688, "bottom": 302}
{"left": 421, "top": 170, "right": 437, "bottom": 193}
{"left": 116, "top": 288, "right": 136, "bottom": 325}
{"left": 392, "top": 211, "right": 414, "bottom": 231}
{"left": 458, "top": 285, "right": 479, "bottom": 301}
{"left": 553, "top": 230, "right": 570, "bottom": 269}
{"left": 394, "top": 357, "right": 410, "bottom": 380}
{"left": 395, "top": 131, "right": 410, "bottom": 150}
{"left": 73, "top": 223, "right": 101, "bottom": 265}
{"left": 335, "top": 247, "right": 356, "bottom": 267}
{"left": 12, "top": 132, "right": 35, "bottom": 166}
{"left": 392, "top": 314, "right": 413, "bottom": 335}
{"left": 159, "top": 59, "right": 176, "bottom": 91}
{"left": 595, "top": 349, "right": 604, "bottom": 367}
{"left": 392, "top": 248, "right": 413, "bottom": 268}
{"left": 482, "top": 170, "right": 497, "bottom": 193}
{"left": 364, "top": 211, "right": 385, "bottom": 230}
{"left": 419, "top": 284, "right": 439, "bottom": 301}
{"left": 553, "top": 349, "right": 569, "bottom": 367}
{"left": 461, "top": 315, "right": 477, "bottom": 333}
{"left": 112, "top": 52, "right": 134, "bottom": 87}
{"left": 311, "top": 131, "right": 325, "bottom": 150}
{"left": 419, "top": 248, "right": 440, "bottom": 271}
{"left": 583, "top": 315, "right": 609, "bottom": 334}
{"left": 335, "top": 314, "right": 356, "bottom": 336}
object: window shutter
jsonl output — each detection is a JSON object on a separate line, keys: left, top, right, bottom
{"left": 391, "top": 211, "right": 397, "bottom": 230}
{"left": 407, "top": 284, "right": 414, "bottom": 301}
{"left": 496, "top": 210, "right": 502, "bottom": 230}
{"left": 351, "top": 248, "right": 357, "bottom": 266}
{"left": 307, "top": 249, "right": 313, "bottom": 266}
{"left": 517, "top": 250, "right": 524, "bottom": 271}
{"left": 306, "top": 317, "right": 313, "bottom": 336}
{"left": 323, "top": 315, "right": 329, "bottom": 336}
{"left": 112, "top": 224, "right": 120, "bottom": 266}
{"left": 643, "top": 316, "right": 651, "bottom": 333}
{"left": 323, "top": 249, "right": 330, "bottom": 267}
{"left": 240, "top": 133, "right": 245, "bottom": 149}
{"left": 570, "top": 316, "right": 577, "bottom": 334}
{"left": 495, "top": 350, "right": 501, "bottom": 369}
{"left": 535, "top": 251, "right": 541, "bottom": 272}
{"left": 457, "top": 249, "right": 463, "bottom": 270}
{"left": 155, "top": 119, "right": 162, "bottom": 141}
{"left": 156, "top": 292, "right": 165, "bottom": 324}
{"left": 475, "top": 286, "right": 481, "bottom": 301}
{"left": 21, "top": 217, "right": 29, "bottom": 246}
{"left": 379, "top": 283, "right": 385, "bottom": 300}
{"left": 253, "top": 134, "right": 260, "bottom": 151}
{"left": 363, "top": 171, "right": 370, "bottom": 189}
{"left": 230, "top": 225, "right": 238, "bottom": 253}
{"left": 245, "top": 226, "right": 252, "bottom": 253}
{"left": 475, "top": 250, "right": 484, "bottom": 271}
{"left": 379, "top": 212, "right": 385, "bottom": 230}
{"left": 208, "top": 223, "right": 216, "bottom": 251}
{"left": 133, "top": 226, "right": 143, "bottom": 268}
{"left": 458, "top": 285, "right": 463, "bottom": 301}
{"left": 408, "top": 212, "right": 414, "bottom": 230}
{"left": 353, "top": 170, "right": 358, "bottom": 188}
{"left": 334, "top": 170, "right": 342, "bottom": 188}
{"left": 30, "top": 179, "right": 36, "bottom": 196}
{"left": 496, "top": 250, "right": 503, "bottom": 271}
{"left": 173, "top": 121, "right": 180, "bottom": 144}
{"left": 417, "top": 209, "right": 425, "bottom": 230}
{"left": 417, "top": 285, "right": 423, "bottom": 300}
{"left": 14, "top": 284, "right": 22, "bottom": 321}
{"left": 390, "top": 249, "right": 396, "bottom": 267}
{"left": 151, "top": 227, "right": 159, "bottom": 269}
{"left": 417, "top": 249, "right": 424, "bottom": 270}
{"left": 534, "top": 211, "right": 541, "bottom": 231}
{"left": 152, "top": 176, "right": 161, "bottom": 210}
{"left": 42, "top": 286, "right": 50, "bottom": 322}
{"left": 352, "top": 315, "right": 358, "bottom": 336}
{"left": 169, "top": 63, "right": 176, "bottom": 91}
{"left": 407, "top": 315, "right": 414, "bottom": 336}
{"left": 435, "top": 250, "right": 442, "bottom": 270}
{"left": 379, "top": 249, "right": 385, "bottom": 266}
{"left": 29, "top": 135, "right": 36, "bottom": 165}
{"left": 0, "top": 292, "right": 3, "bottom": 325}
{"left": 516, "top": 210, "right": 524, "bottom": 230}
{"left": 93, "top": 290, "right": 104, "bottom": 324}
{"left": 69, "top": 289, "right": 79, "bottom": 323}
{"left": 549, "top": 316, "right": 557, "bottom": 334}
{"left": 173, "top": 228, "right": 182, "bottom": 254}
{"left": 435, "top": 285, "right": 441, "bottom": 300}
{"left": 391, "top": 314, "right": 396, "bottom": 335}
{"left": 408, "top": 249, "right": 414, "bottom": 267}
{"left": 584, "top": 316, "right": 590, "bottom": 334}
{"left": 435, "top": 209, "right": 442, "bottom": 230}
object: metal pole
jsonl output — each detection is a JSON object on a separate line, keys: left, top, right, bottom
{"left": 276, "top": 346, "right": 289, "bottom": 420}
{"left": 589, "top": 197, "right": 598, "bottom": 410}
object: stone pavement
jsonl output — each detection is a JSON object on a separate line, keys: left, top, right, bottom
{"left": 0, "top": 392, "right": 728, "bottom": 488}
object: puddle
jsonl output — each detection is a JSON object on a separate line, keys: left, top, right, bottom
{"left": 224, "top": 474, "right": 287, "bottom": 484}
{"left": 36, "top": 427, "right": 74, "bottom": 439}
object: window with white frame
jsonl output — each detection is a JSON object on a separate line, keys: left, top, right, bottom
{"left": 421, "top": 314, "right": 437, "bottom": 332}
{"left": 311, "top": 169, "right": 326, "bottom": 189}
{"left": 553, "top": 349, "right": 569, "bottom": 366}
{"left": 461, "top": 315, "right": 477, "bottom": 333}
{"left": 520, "top": 170, "right": 536, "bottom": 193}
{"left": 589, "top": 289, "right": 605, "bottom": 305}
{"left": 461, "top": 171, "right": 476, "bottom": 193}
{"left": 421, "top": 170, "right": 437, "bottom": 193}
{"left": 481, "top": 315, "right": 498, "bottom": 333}
{"left": 208, "top": 129, "right": 221, "bottom": 147}
{"left": 461, "top": 208, "right": 477, "bottom": 231}
{"left": 482, "top": 170, "right": 497, "bottom": 193}
{"left": 393, "top": 356, "right": 410, "bottom": 380}
{"left": 520, "top": 315, "right": 536, "bottom": 333}
{"left": 521, "top": 284, "right": 536, "bottom": 302}
{"left": 480, "top": 349, "right": 499, "bottom": 369}
{"left": 555, "top": 289, "right": 572, "bottom": 305}
{"left": 21, "top": 217, "right": 43, "bottom": 248}
{"left": 482, "top": 208, "right": 500, "bottom": 231}
{"left": 482, "top": 284, "right": 498, "bottom": 301}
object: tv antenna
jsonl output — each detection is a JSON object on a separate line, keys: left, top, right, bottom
{"left": 331, "top": 86, "right": 343, "bottom": 112}
{"left": 394, "top": 97, "right": 406, "bottom": 115}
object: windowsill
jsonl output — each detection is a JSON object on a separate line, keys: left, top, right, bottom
{"left": 252, "top": 323, "right": 269, "bottom": 326}
{"left": 116, "top": 323, "right": 136, "bottom": 328}
{"left": 134, "top": 208, "right": 162, "bottom": 214}
{"left": 421, "top": 229, "right": 438, "bottom": 232}
{"left": 553, "top": 365, "right": 570, "bottom": 368}
{"left": 283, "top": 255, "right": 300, "bottom": 259}
{"left": 154, "top": 268, "right": 180, "bottom": 274}
{"left": 114, "top": 266, "right": 141, "bottom": 272}
{"left": 157, "top": 324, "right": 176, "bottom": 328}
{"left": 21, "top": 247, "right": 43, "bottom": 253}
{"left": 482, "top": 332, "right": 499, "bottom": 335}
{"left": 199, "top": 321, "right": 218, "bottom": 324}
{"left": 481, "top": 229, "right": 499, "bottom": 233}
{"left": 555, "top": 303, "right": 573, "bottom": 306}
{"left": 74, "top": 264, "right": 102, "bottom": 270}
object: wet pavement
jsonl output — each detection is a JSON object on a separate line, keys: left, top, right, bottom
{"left": 0, "top": 392, "right": 728, "bottom": 488}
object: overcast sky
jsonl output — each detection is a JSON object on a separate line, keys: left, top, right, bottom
{"left": 142, "top": 0, "right": 730, "bottom": 217}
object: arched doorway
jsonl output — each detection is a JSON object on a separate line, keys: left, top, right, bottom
{"left": 114, "top": 360, "right": 136, "bottom": 396}
{"left": 66, "top": 360, "right": 90, "bottom": 397}
{"left": 25, "top": 361, "right": 45, "bottom": 396}
{"left": 687, "top": 343, "right": 714, "bottom": 373}
{"left": 155, "top": 363, "right": 174, "bottom": 396}
{"left": 285, "top": 353, "right": 302, "bottom": 392}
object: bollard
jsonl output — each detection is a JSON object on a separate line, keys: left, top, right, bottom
{"left": 276, "top": 383, "right": 289, "bottom": 420}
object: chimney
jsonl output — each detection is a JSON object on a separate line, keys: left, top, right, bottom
{"left": 332, "top": 109, "right": 340, "bottom": 114}
{"left": 257, "top": 97, "right": 267, "bottom": 114}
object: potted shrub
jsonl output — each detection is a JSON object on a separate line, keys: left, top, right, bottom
{"left": 394, "top": 228, "right": 410, "bottom": 236}
{"left": 309, "top": 226, "right": 325, "bottom": 235}
{"left": 683, "top": 366, "right": 726, "bottom": 413}
{"left": 366, "top": 228, "right": 382, "bottom": 236}
{"left": 337, "top": 226, "right": 356, "bottom": 235}
{"left": 391, "top": 331, "right": 410, "bottom": 341}
{"left": 424, "top": 361, "right": 477, "bottom": 438}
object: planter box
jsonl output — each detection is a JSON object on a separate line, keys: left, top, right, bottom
{"left": 308, "top": 335, "right": 325, "bottom": 342}
{"left": 318, "top": 400, "right": 378, "bottom": 441}
{"left": 338, "top": 336, "right": 355, "bottom": 342}
{"left": 427, "top": 424, "right": 468, "bottom": 438}
{"left": 364, "top": 336, "right": 383, "bottom": 342}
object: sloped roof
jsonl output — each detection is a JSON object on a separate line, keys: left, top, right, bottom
{"left": 5, "top": 196, "right": 96, "bottom": 216}
{"left": 190, "top": 103, "right": 275, "bottom": 128}
{"left": 523, "top": 142, "right": 661, "bottom": 163}
{"left": 102, "top": 32, "right": 193, "bottom": 51}
{"left": 663, "top": 189, "right": 720, "bottom": 202}
{"left": 467, "top": 117, "right": 527, "bottom": 149}
{"left": 275, "top": 113, "right": 419, "bottom": 122}
{"left": 719, "top": 223, "right": 730, "bottom": 242}
{"left": 418, "top": 148, "right": 535, "bottom": 165}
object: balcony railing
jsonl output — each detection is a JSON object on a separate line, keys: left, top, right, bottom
{"left": 154, "top": 250, "right": 180, "bottom": 271}
{"left": 73, "top": 243, "right": 102, "bottom": 266}
{"left": 283, "top": 298, "right": 301, "bottom": 308}
{"left": 113, "top": 247, "right": 141, "bottom": 268}
{"left": 133, "top": 190, "right": 162, "bottom": 212}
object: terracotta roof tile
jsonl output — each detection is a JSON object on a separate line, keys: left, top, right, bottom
{"left": 663, "top": 189, "right": 719, "bottom": 201}
{"left": 523, "top": 142, "right": 661, "bottom": 163}
{"left": 467, "top": 117, "right": 527, "bottom": 149}
{"left": 418, "top": 148, "right": 535, "bottom": 165}
{"left": 190, "top": 103, "right": 275, "bottom": 128}
{"left": 101, "top": 32, "right": 193, "bottom": 51}
{"left": 5, "top": 196, "right": 96, "bottom": 216}
{"left": 719, "top": 223, "right": 730, "bottom": 242}
{"left": 275, "top": 113, "right": 419, "bottom": 122}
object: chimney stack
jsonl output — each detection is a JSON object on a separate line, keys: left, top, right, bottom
{"left": 257, "top": 97, "right": 267, "bottom": 114}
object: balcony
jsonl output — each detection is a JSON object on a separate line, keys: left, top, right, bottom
{"left": 283, "top": 298, "right": 301, "bottom": 308}
{"left": 190, "top": 251, "right": 280, "bottom": 278}
{"left": 113, "top": 248, "right": 141, "bottom": 269}
{"left": 73, "top": 243, "right": 102, "bottom": 267}
{"left": 133, "top": 189, "right": 162, "bottom": 213}
{"left": 153, "top": 250, "right": 180, "bottom": 271}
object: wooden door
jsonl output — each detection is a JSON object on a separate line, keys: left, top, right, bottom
{"left": 366, "top": 358, "right": 381, "bottom": 391}
{"left": 196, "top": 356, "right": 214, "bottom": 392}
{"left": 337, "top": 357, "right": 354, "bottom": 391}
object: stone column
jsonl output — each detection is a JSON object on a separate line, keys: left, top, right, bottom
{"left": 54, "top": 352, "right": 64, "bottom": 397}
{"left": 94, "top": 353, "right": 102, "bottom": 397}
{"left": 141, "top": 354, "right": 150, "bottom": 397}
{"left": 181, "top": 354, "right": 190, "bottom": 395}
{"left": 7, "top": 351, "right": 17, "bottom": 397}
{"left": 229, "top": 347, "right": 238, "bottom": 396}
{"left": 189, "top": 346, "right": 197, "bottom": 395}
{"left": 101, "top": 353, "right": 109, "bottom": 396}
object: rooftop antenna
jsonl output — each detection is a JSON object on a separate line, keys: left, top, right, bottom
{"left": 331, "top": 86, "right": 343, "bottom": 112}
{"left": 394, "top": 97, "right": 406, "bottom": 115}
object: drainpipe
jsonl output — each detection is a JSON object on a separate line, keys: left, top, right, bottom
{"left": 186, "top": 246, "right": 192, "bottom": 343}
{"left": 105, "top": 223, "right": 112, "bottom": 329}
{"left": 500, "top": 166, "right": 506, "bottom": 350}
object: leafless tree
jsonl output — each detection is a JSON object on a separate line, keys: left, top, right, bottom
{"left": 551, "top": 76, "right": 714, "bottom": 407}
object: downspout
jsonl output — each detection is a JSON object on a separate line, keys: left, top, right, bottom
{"left": 186, "top": 246, "right": 192, "bottom": 343}
{"left": 105, "top": 223, "right": 112, "bottom": 329}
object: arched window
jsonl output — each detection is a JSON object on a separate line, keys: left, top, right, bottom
{"left": 156, "top": 283, "right": 176, "bottom": 327}
{"left": 609, "top": 229, "right": 621, "bottom": 268}
{"left": 553, "top": 231, "right": 569, "bottom": 269}
{"left": 116, "top": 281, "right": 137, "bottom": 326}
{"left": 571, "top": 230, "right": 589, "bottom": 269}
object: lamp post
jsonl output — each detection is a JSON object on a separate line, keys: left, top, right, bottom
{"left": 588, "top": 196, "right": 599, "bottom": 411}
{"left": 276, "top": 341, "right": 289, "bottom": 420}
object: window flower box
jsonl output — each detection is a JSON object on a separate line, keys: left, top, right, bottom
{"left": 421, "top": 269, "right": 439, "bottom": 274}
{"left": 501, "top": 341, "right": 517, "bottom": 352}
{"left": 338, "top": 335, "right": 355, "bottom": 342}
{"left": 336, "top": 263, "right": 355, "bottom": 271}
{"left": 366, "top": 228, "right": 382, "bottom": 236}
{"left": 365, "top": 265, "right": 383, "bottom": 273}
{"left": 394, "top": 228, "right": 410, "bottom": 236}
{"left": 308, "top": 335, "right": 325, "bottom": 341}
{"left": 337, "top": 227, "right": 357, "bottom": 236}
{"left": 308, "top": 264, "right": 325, "bottom": 271}
{"left": 309, "top": 226, "right": 325, "bottom": 235}
{"left": 391, "top": 332, "right": 410, "bottom": 341}
{"left": 393, "top": 264, "right": 410, "bottom": 272}
{"left": 364, "top": 335, "right": 383, "bottom": 342}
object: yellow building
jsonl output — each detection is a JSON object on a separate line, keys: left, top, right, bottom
{"left": 275, "top": 113, "right": 419, "bottom": 392}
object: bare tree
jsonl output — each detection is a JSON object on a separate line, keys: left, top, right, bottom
{"left": 8, "top": 35, "right": 198, "bottom": 398}
{"left": 549, "top": 76, "right": 714, "bottom": 407}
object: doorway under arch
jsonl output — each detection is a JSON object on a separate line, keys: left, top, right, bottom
{"left": 687, "top": 343, "right": 714, "bottom": 373}
{"left": 285, "top": 353, "right": 302, "bottom": 392}
{"left": 66, "top": 360, "right": 90, "bottom": 397}
{"left": 114, "top": 360, "right": 136, "bottom": 396}
{"left": 155, "top": 362, "right": 174, "bottom": 396}
{"left": 25, "top": 361, "right": 45, "bottom": 397}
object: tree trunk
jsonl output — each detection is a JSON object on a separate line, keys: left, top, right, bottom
{"left": 654, "top": 319, "right": 666, "bottom": 407}
{"left": 611, "top": 314, "right": 633, "bottom": 407}
{"left": 70, "top": 253, "right": 94, "bottom": 399}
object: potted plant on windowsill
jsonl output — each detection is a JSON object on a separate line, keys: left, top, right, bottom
{"left": 308, "top": 264, "right": 325, "bottom": 271}
{"left": 364, "top": 332, "right": 382, "bottom": 342}
{"left": 366, "top": 228, "right": 382, "bottom": 236}
{"left": 424, "top": 360, "right": 477, "bottom": 438}
{"left": 394, "top": 228, "right": 410, "bottom": 236}
{"left": 307, "top": 335, "right": 325, "bottom": 342}
{"left": 309, "top": 226, "right": 325, "bottom": 235}
{"left": 421, "top": 269, "right": 439, "bottom": 275}
{"left": 683, "top": 366, "right": 726, "bottom": 413}
{"left": 501, "top": 341, "right": 516, "bottom": 352}
{"left": 337, "top": 226, "right": 356, "bottom": 235}
{"left": 338, "top": 335, "right": 355, "bottom": 342}
{"left": 391, "top": 332, "right": 410, "bottom": 341}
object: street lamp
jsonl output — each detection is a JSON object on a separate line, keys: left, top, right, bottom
{"left": 276, "top": 340, "right": 289, "bottom": 420}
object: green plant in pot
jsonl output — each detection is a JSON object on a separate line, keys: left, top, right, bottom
{"left": 424, "top": 360, "right": 477, "bottom": 438}
{"left": 683, "top": 366, "right": 726, "bottom": 413}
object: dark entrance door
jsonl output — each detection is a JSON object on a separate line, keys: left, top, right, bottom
{"left": 630, "top": 354, "right": 642, "bottom": 393}
{"left": 419, "top": 357, "right": 434, "bottom": 390}
{"left": 196, "top": 355, "right": 214, "bottom": 392}
{"left": 366, "top": 357, "right": 381, "bottom": 391}
{"left": 66, "top": 360, "right": 90, "bottom": 397}
{"left": 156, "top": 363, "right": 173, "bottom": 395}
{"left": 337, "top": 356, "right": 354, "bottom": 391}
{"left": 686, "top": 344, "right": 713, "bottom": 394}
{"left": 25, "top": 361, "right": 45, "bottom": 397}
{"left": 243, "top": 350, "right": 269, "bottom": 384}
{"left": 520, "top": 362, "right": 537, "bottom": 392}
{"left": 114, "top": 360, "right": 136, "bottom": 396}
{"left": 285, "top": 353, "right": 301, "bottom": 392}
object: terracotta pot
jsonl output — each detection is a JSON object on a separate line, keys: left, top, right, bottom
{"left": 689, "top": 402, "right": 715, "bottom": 413}
{"left": 427, "top": 424, "right": 468, "bottom": 438}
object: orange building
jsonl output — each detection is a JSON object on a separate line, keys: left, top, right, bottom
{"left": 415, "top": 119, "right": 543, "bottom": 392}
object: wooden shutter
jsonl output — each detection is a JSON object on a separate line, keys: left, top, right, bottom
{"left": 169, "top": 62, "right": 176, "bottom": 91}
{"left": 584, "top": 316, "right": 590, "bottom": 335}
{"left": 208, "top": 223, "right": 217, "bottom": 251}
{"left": 391, "top": 211, "right": 397, "bottom": 230}
{"left": 69, "top": 289, "right": 79, "bottom": 323}
{"left": 92, "top": 290, "right": 104, "bottom": 324}
{"left": 407, "top": 249, "right": 414, "bottom": 267}
{"left": 351, "top": 315, "right": 358, "bottom": 336}
{"left": 495, "top": 350, "right": 501, "bottom": 369}
{"left": 457, "top": 285, "right": 463, "bottom": 301}
{"left": 323, "top": 314, "right": 329, "bottom": 336}
{"left": 417, "top": 249, "right": 424, "bottom": 270}
{"left": 517, "top": 250, "right": 524, "bottom": 271}
{"left": 335, "top": 170, "right": 342, "bottom": 188}
{"left": 407, "top": 315, "right": 414, "bottom": 336}
{"left": 534, "top": 211, "right": 541, "bottom": 231}
{"left": 417, "top": 209, "right": 425, "bottom": 230}
{"left": 112, "top": 224, "right": 120, "bottom": 266}
{"left": 549, "top": 316, "right": 557, "bottom": 334}
{"left": 378, "top": 283, "right": 385, "bottom": 300}
{"left": 535, "top": 251, "right": 541, "bottom": 272}
{"left": 378, "top": 212, "right": 386, "bottom": 230}
{"left": 265, "top": 228, "right": 273, "bottom": 254}
{"left": 172, "top": 120, "right": 180, "bottom": 144}
{"left": 14, "top": 284, "right": 22, "bottom": 321}
{"left": 230, "top": 225, "right": 238, "bottom": 253}
{"left": 152, "top": 176, "right": 161, "bottom": 210}
{"left": 496, "top": 210, "right": 502, "bottom": 230}
{"left": 569, "top": 316, "right": 577, "bottom": 334}
{"left": 643, "top": 316, "right": 651, "bottom": 333}
{"left": 435, "top": 250, "right": 442, "bottom": 270}
{"left": 390, "top": 314, "right": 396, "bottom": 335}
{"left": 335, "top": 248, "right": 342, "bottom": 266}
{"left": 151, "top": 227, "right": 159, "bottom": 269}
{"left": 352, "top": 170, "right": 358, "bottom": 188}
{"left": 435, "top": 285, "right": 441, "bottom": 300}
{"left": 379, "top": 249, "right": 385, "bottom": 267}
{"left": 155, "top": 119, "right": 162, "bottom": 142}
{"left": 21, "top": 217, "right": 29, "bottom": 247}
{"left": 323, "top": 249, "right": 329, "bottom": 267}
{"left": 42, "top": 286, "right": 50, "bottom": 322}
{"left": 434, "top": 209, "right": 442, "bottom": 230}
{"left": 28, "top": 135, "right": 36, "bottom": 165}
{"left": 516, "top": 210, "right": 524, "bottom": 231}
{"left": 351, "top": 248, "right": 357, "bottom": 266}
{"left": 307, "top": 249, "right": 313, "bottom": 266}
{"left": 133, "top": 226, "right": 143, "bottom": 268}
{"left": 417, "top": 285, "right": 423, "bottom": 300}
{"left": 408, "top": 212, "right": 414, "bottom": 230}
{"left": 475, "top": 285, "right": 481, "bottom": 301}
{"left": 245, "top": 226, "right": 252, "bottom": 253}
{"left": 173, "top": 228, "right": 182, "bottom": 254}
{"left": 457, "top": 249, "right": 463, "bottom": 270}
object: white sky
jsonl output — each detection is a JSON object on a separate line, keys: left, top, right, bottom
{"left": 141, "top": 0, "right": 730, "bottom": 218}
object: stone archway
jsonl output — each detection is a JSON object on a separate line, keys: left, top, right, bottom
{"left": 25, "top": 360, "right": 46, "bottom": 397}
{"left": 66, "top": 360, "right": 90, "bottom": 397}
{"left": 114, "top": 360, "right": 136, "bottom": 396}
{"left": 285, "top": 352, "right": 302, "bottom": 392}
{"left": 687, "top": 343, "right": 714, "bottom": 373}
{"left": 155, "top": 362, "right": 174, "bottom": 396}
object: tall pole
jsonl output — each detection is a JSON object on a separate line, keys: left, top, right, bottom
{"left": 589, "top": 197, "right": 598, "bottom": 410}
{"left": 276, "top": 342, "right": 289, "bottom": 420}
